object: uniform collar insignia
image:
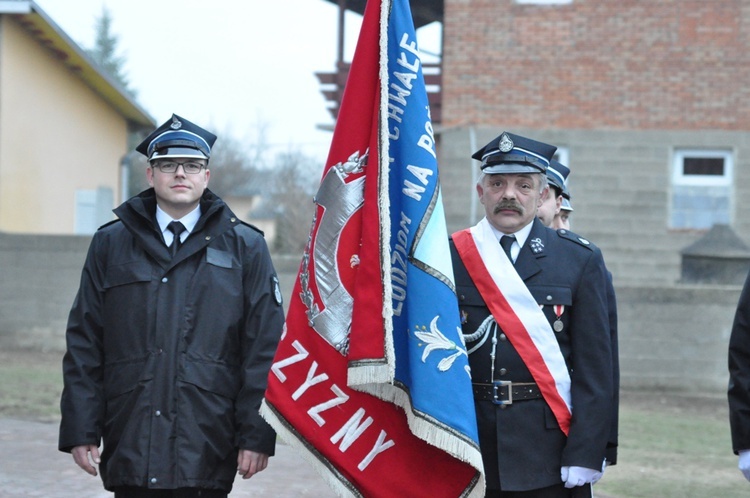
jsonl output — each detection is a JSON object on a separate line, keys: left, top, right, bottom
{"left": 529, "top": 237, "right": 544, "bottom": 254}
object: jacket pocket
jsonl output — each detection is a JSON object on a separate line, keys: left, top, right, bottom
{"left": 181, "top": 358, "right": 241, "bottom": 399}
{"left": 103, "top": 261, "right": 152, "bottom": 289}
{"left": 544, "top": 402, "right": 564, "bottom": 430}
{"left": 103, "top": 357, "right": 152, "bottom": 399}
{"left": 527, "top": 285, "right": 572, "bottom": 306}
{"left": 456, "top": 284, "right": 487, "bottom": 307}
{"left": 206, "top": 247, "right": 234, "bottom": 269}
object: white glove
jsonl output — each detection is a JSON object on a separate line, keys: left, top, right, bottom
{"left": 739, "top": 449, "right": 750, "bottom": 481}
{"left": 561, "top": 466, "right": 603, "bottom": 488}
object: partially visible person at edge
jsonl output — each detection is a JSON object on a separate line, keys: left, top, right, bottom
{"left": 449, "top": 131, "right": 614, "bottom": 497}
{"left": 537, "top": 160, "right": 620, "bottom": 471}
{"left": 536, "top": 159, "right": 566, "bottom": 228}
{"left": 58, "top": 114, "right": 285, "bottom": 498}
{"left": 728, "top": 269, "right": 750, "bottom": 482}
{"left": 553, "top": 193, "right": 573, "bottom": 231}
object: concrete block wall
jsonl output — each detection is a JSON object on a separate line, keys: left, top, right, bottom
{"left": 0, "top": 233, "right": 303, "bottom": 352}
{"left": 0, "top": 233, "right": 90, "bottom": 351}
{"left": 0, "top": 234, "right": 743, "bottom": 395}
{"left": 438, "top": 127, "right": 750, "bottom": 286}
{"left": 617, "top": 284, "right": 740, "bottom": 394}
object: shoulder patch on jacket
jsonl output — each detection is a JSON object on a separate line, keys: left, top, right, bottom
{"left": 238, "top": 219, "right": 264, "bottom": 236}
{"left": 97, "top": 218, "right": 122, "bottom": 231}
{"left": 556, "top": 229, "right": 594, "bottom": 251}
{"left": 272, "top": 275, "right": 283, "bottom": 306}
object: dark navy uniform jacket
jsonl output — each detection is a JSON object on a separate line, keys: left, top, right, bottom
{"left": 59, "top": 188, "right": 284, "bottom": 493}
{"left": 605, "top": 271, "right": 620, "bottom": 465}
{"left": 450, "top": 218, "right": 614, "bottom": 492}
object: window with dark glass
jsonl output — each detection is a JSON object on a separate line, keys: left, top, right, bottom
{"left": 683, "top": 157, "right": 724, "bottom": 176}
{"left": 670, "top": 150, "right": 732, "bottom": 230}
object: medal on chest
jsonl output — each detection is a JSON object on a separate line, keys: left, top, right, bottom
{"left": 553, "top": 304, "right": 565, "bottom": 332}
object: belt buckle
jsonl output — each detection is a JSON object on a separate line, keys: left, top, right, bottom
{"left": 492, "top": 380, "right": 512, "bottom": 405}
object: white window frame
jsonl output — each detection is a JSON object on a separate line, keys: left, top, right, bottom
{"left": 75, "top": 187, "right": 114, "bottom": 235}
{"left": 672, "top": 149, "right": 732, "bottom": 187}
{"left": 670, "top": 148, "right": 733, "bottom": 229}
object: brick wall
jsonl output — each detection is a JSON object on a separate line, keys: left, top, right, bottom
{"left": 436, "top": 0, "right": 750, "bottom": 387}
{"left": 442, "top": 0, "right": 750, "bottom": 131}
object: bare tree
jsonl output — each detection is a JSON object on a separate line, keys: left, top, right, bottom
{"left": 268, "top": 150, "right": 323, "bottom": 254}
{"left": 124, "top": 149, "right": 150, "bottom": 197}
{"left": 124, "top": 125, "right": 268, "bottom": 199}
{"left": 122, "top": 117, "right": 321, "bottom": 256}
{"left": 205, "top": 131, "right": 266, "bottom": 199}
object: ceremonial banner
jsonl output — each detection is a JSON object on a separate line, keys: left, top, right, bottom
{"left": 261, "top": 0, "right": 484, "bottom": 496}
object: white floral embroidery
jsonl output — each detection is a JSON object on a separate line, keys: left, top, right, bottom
{"left": 414, "top": 316, "right": 469, "bottom": 374}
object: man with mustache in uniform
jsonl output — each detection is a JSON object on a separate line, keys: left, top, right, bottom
{"left": 450, "top": 132, "right": 614, "bottom": 497}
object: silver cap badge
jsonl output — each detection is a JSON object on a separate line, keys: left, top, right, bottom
{"left": 498, "top": 133, "right": 514, "bottom": 153}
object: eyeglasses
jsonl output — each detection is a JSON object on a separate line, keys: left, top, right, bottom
{"left": 152, "top": 160, "right": 206, "bottom": 174}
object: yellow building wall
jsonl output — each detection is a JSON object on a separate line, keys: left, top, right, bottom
{"left": 0, "top": 16, "right": 128, "bottom": 234}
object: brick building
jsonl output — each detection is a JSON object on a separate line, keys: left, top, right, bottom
{"left": 437, "top": 0, "right": 750, "bottom": 286}
{"left": 321, "top": 0, "right": 750, "bottom": 286}
{"left": 316, "top": 0, "right": 750, "bottom": 391}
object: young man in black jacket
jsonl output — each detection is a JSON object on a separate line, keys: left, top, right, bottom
{"left": 59, "top": 114, "right": 285, "bottom": 498}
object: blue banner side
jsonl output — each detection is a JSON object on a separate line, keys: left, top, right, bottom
{"left": 386, "top": 0, "right": 479, "bottom": 443}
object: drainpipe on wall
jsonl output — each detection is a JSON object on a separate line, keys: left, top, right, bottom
{"left": 469, "top": 125, "right": 478, "bottom": 226}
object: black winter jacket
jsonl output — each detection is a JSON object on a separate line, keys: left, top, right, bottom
{"left": 59, "top": 189, "right": 284, "bottom": 492}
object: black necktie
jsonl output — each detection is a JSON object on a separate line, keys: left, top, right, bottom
{"left": 500, "top": 235, "right": 516, "bottom": 264}
{"left": 167, "top": 221, "right": 186, "bottom": 258}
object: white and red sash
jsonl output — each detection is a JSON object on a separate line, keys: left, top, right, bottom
{"left": 453, "top": 218, "right": 572, "bottom": 434}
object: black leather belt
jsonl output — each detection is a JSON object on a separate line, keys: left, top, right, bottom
{"left": 472, "top": 381, "right": 542, "bottom": 405}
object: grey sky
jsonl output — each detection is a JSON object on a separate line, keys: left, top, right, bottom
{"left": 35, "top": 0, "right": 440, "bottom": 164}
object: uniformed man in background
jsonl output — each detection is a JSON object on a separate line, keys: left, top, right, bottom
{"left": 553, "top": 192, "right": 573, "bottom": 230}
{"left": 538, "top": 159, "right": 620, "bottom": 470}
{"left": 536, "top": 159, "right": 568, "bottom": 228}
